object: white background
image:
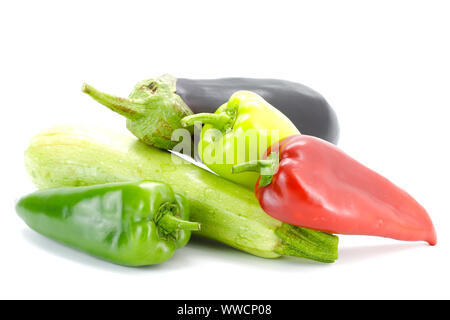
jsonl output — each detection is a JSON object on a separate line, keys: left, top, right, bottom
{"left": 1, "top": 0, "right": 449, "bottom": 299}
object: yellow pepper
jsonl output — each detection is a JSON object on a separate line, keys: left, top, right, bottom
{"left": 182, "top": 91, "right": 300, "bottom": 188}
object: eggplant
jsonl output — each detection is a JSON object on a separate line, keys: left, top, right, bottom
{"left": 83, "top": 74, "right": 339, "bottom": 151}
{"left": 176, "top": 77, "right": 339, "bottom": 144}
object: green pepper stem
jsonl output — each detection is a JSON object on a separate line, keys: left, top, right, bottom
{"left": 158, "top": 214, "right": 201, "bottom": 233}
{"left": 82, "top": 83, "right": 146, "bottom": 119}
{"left": 181, "top": 113, "right": 230, "bottom": 129}
{"left": 232, "top": 152, "right": 279, "bottom": 187}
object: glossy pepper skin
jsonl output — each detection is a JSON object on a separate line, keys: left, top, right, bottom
{"left": 181, "top": 91, "right": 300, "bottom": 189}
{"left": 16, "top": 181, "right": 200, "bottom": 266}
{"left": 233, "top": 135, "right": 437, "bottom": 245}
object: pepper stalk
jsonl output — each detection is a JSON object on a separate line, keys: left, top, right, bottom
{"left": 232, "top": 152, "right": 279, "bottom": 187}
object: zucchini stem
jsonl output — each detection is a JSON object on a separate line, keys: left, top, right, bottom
{"left": 275, "top": 224, "right": 339, "bottom": 263}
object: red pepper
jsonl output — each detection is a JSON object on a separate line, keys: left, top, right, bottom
{"left": 232, "top": 135, "right": 437, "bottom": 245}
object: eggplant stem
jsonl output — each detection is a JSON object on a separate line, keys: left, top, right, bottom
{"left": 82, "top": 83, "right": 146, "bottom": 119}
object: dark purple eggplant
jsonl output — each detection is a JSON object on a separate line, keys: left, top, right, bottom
{"left": 82, "top": 74, "right": 339, "bottom": 151}
{"left": 176, "top": 77, "right": 339, "bottom": 144}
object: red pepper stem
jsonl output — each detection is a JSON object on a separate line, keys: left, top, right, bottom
{"left": 82, "top": 83, "right": 146, "bottom": 119}
{"left": 232, "top": 152, "right": 279, "bottom": 187}
{"left": 181, "top": 113, "right": 230, "bottom": 129}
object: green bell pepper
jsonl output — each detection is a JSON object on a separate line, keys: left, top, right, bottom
{"left": 181, "top": 91, "right": 300, "bottom": 188}
{"left": 16, "top": 181, "right": 200, "bottom": 266}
